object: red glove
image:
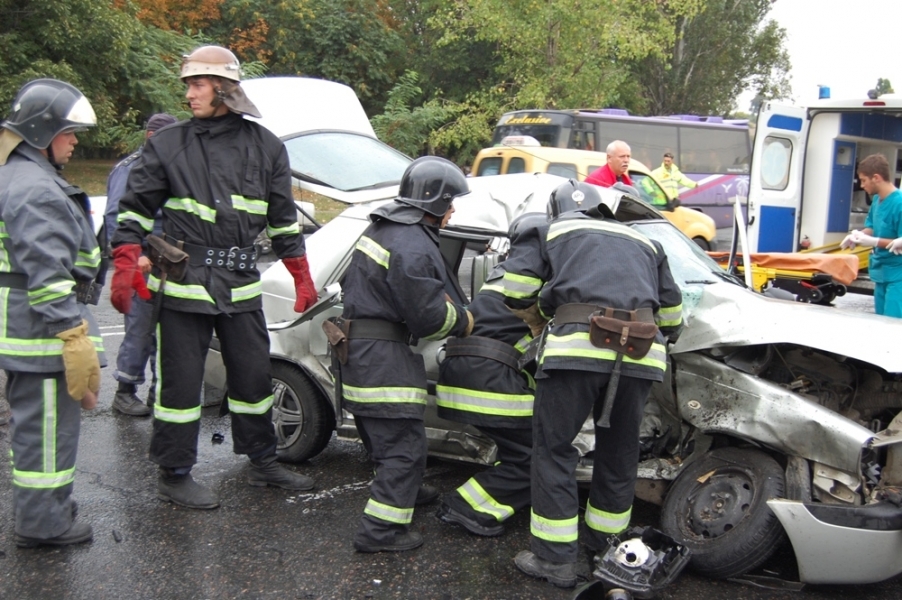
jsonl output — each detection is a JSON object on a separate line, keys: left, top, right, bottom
{"left": 110, "top": 244, "right": 151, "bottom": 314}
{"left": 283, "top": 255, "right": 317, "bottom": 313}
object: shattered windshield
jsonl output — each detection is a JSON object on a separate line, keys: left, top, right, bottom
{"left": 282, "top": 131, "right": 412, "bottom": 192}
{"left": 633, "top": 222, "right": 739, "bottom": 287}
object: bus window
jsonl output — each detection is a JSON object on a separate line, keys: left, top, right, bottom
{"left": 547, "top": 163, "right": 579, "bottom": 179}
{"left": 477, "top": 157, "right": 503, "bottom": 176}
{"left": 569, "top": 122, "right": 596, "bottom": 151}
{"left": 679, "top": 127, "right": 750, "bottom": 174}
{"left": 508, "top": 157, "right": 526, "bottom": 174}
{"left": 592, "top": 122, "right": 678, "bottom": 170}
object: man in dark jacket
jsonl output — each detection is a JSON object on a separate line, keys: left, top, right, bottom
{"left": 110, "top": 45, "right": 318, "bottom": 509}
{"left": 340, "top": 156, "right": 473, "bottom": 553}
{"left": 501, "top": 180, "right": 683, "bottom": 588}
{"left": 104, "top": 113, "right": 177, "bottom": 417}
{"left": 0, "top": 79, "right": 104, "bottom": 547}
{"left": 434, "top": 214, "right": 545, "bottom": 537}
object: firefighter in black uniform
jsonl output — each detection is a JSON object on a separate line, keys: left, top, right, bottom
{"left": 434, "top": 214, "right": 547, "bottom": 537}
{"left": 110, "top": 45, "right": 318, "bottom": 509}
{"left": 340, "top": 156, "right": 474, "bottom": 553}
{"left": 503, "top": 181, "right": 683, "bottom": 588}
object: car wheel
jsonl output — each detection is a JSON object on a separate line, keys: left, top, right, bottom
{"left": 692, "top": 236, "right": 711, "bottom": 251}
{"left": 271, "top": 362, "right": 334, "bottom": 463}
{"left": 659, "top": 446, "right": 786, "bottom": 579}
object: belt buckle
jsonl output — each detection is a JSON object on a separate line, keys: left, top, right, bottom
{"left": 226, "top": 246, "right": 240, "bottom": 271}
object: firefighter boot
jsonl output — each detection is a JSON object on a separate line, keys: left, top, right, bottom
{"left": 514, "top": 550, "right": 578, "bottom": 588}
{"left": 16, "top": 520, "right": 93, "bottom": 549}
{"left": 157, "top": 469, "right": 220, "bottom": 509}
{"left": 354, "top": 530, "right": 424, "bottom": 553}
{"left": 247, "top": 454, "right": 314, "bottom": 491}
{"left": 113, "top": 388, "right": 151, "bottom": 416}
{"left": 416, "top": 484, "right": 439, "bottom": 505}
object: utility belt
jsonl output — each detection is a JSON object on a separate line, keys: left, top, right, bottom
{"left": 444, "top": 336, "right": 521, "bottom": 371}
{"left": 160, "top": 233, "right": 258, "bottom": 272}
{"left": 555, "top": 303, "right": 658, "bottom": 360}
{"left": 0, "top": 272, "right": 101, "bottom": 305}
{"left": 322, "top": 317, "right": 413, "bottom": 366}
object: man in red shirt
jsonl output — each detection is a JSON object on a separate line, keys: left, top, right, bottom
{"left": 585, "top": 140, "right": 633, "bottom": 187}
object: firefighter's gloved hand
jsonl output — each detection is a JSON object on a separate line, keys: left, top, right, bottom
{"left": 464, "top": 310, "right": 475, "bottom": 336}
{"left": 56, "top": 319, "right": 101, "bottom": 401}
{"left": 283, "top": 255, "right": 317, "bottom": 313}
{"left": 511, "top": 303, "right": 548, "bottom": 337}
{"left": 888, "top": 238, "right": 902, "bottom": 255}
{"left": 111, "top": 244, "right": 151, "bottom": 314}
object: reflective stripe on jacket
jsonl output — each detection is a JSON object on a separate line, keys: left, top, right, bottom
{"left": 437, "top": 288, "right": 534, "bottom": 429}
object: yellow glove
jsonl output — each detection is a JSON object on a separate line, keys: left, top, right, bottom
{"left": 510, "top": 303, "right": 549, "bottom": 337}
{"left": 56, "top": 320, "right": 100, "bottom": 401}
{"left": 464, "top": 310, "right": 475, "bottom": 337}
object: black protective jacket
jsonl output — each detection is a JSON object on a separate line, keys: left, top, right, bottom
{"left": 111, "top": 112, "right": 304, "bottom": 314}
{"left": 340, "top": 203, "right": 470, "bottom": 420}
{"left": 501, "top": 213, "right": 683, "bottom": 382}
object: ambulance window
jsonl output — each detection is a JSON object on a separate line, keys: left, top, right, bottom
{"left": 477, "top": 157, "right": 503, "bottom": 176}
{"left": 508, "top": 157, "right": 526, "bottom": 174}
{"left": 760, "top": 136, "right": 792, "bottom": 190}
{"left": 547, "top": 163, "right": 578, "bottom": 179}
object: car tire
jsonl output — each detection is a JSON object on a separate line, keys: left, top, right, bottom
{"left": 659, "top": 446, "right": 786, "bottom": 579}
{"left": 271, "top": 362, "right": 334, "bottom": 463}
{"left": 692, "top": 236, "right": 711, "bottom": 251}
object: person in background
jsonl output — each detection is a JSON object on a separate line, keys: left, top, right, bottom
{"left": 0, "top": 79, "right": 105, "bottom": 547}
{"left": 585, "top": 141, "right": 633, "bottom": 188}
{"left": 651, "top": 152, "right": 697, "bottom": 203}
{"left": 104, "top": 113, "right": 177, "bottom": 416}
{"left": 843, "top": 154, "right": 902, "bottom": 317}
{"left": 110, "top": 45, "right": 317, "bottom": 510}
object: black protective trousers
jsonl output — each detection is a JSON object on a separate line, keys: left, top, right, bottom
{"left": 150, "top": 307, "right": 277, "bottom": 468}
{"left": 530, "top": 369, "right": 652, "bottom": 563}
{"left": 444, "top": 426, "right": 532, "bottom": 527}
{"left": 354, "top": 415, "right": 427, "bottom": 544}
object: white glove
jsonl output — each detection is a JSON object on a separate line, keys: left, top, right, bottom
{"left": 850, "top": 230, "right": 878, "bottom": 248}
{"left": 840, "top": 230, "right": 859, "bottom": 249}
{"left": 888, "top": 238, "right": 902, "bottom": 255}
{"left": 841, "top": 230, "right": 878, "bottom": 249}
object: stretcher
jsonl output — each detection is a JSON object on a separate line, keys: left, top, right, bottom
{"left": 707, "top": 251, "right": 859, "bottom": 304}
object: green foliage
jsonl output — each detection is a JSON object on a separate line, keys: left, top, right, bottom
{"left": 631, "top": 0, "right": 791, "bottom": 116}
{"left": 371, "top": 71, "right": 452, "bottom": 157}
{"left": 0, "top": 0, "right": 198, "bottom": 155}
{"left": 876, "top": 78, "right": 895, "bottom": 96}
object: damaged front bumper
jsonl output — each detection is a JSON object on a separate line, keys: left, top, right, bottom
{"left": 767, "top": 499, "right": 902, "bottom": 584}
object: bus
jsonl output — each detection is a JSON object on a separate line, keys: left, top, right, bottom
{"left": 491, "top": 109, "right": 751, "bottom": 227}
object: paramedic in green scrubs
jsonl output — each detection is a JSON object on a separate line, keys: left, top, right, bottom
{"left": 842, "top": 154, "right": 902, "bottom": 317}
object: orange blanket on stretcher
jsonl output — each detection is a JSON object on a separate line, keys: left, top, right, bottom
{"left": 706, "top": 252, "right": 860, "bottom": 285}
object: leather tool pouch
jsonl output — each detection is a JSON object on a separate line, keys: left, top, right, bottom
{"left": 322, "top": 317, "right": 349, "bottom": 365}
{"left": 589, "top": 308, "right": 658, "bottom": 360}
{"left": 146, "top": 234, "right": 189, "bottom": 282}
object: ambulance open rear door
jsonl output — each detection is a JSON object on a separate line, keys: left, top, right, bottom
{"left": 747, "top": 103, "right": 809, "bottom": 253}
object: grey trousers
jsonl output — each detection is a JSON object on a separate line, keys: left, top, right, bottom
{"left": 7, "top": 370, "right": 81, "bottom": 539}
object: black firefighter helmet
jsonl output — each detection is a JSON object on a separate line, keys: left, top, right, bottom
{"left": 396, "top": 156, "right": 469, "bottom": 217}
{"left": 2, "top": 79, "right": 96, "bottom": 150}
{"left": 547, "top": 179, "right": 615, "bottom": 220}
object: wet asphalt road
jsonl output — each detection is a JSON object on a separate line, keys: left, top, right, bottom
{"left": 0, "top": 257, "right": 900, "bottom": 599}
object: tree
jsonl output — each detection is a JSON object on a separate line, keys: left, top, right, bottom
{"left": 631, "top": 0, "right": 791, "bottom": 116}
{"left": 876, "top": 78, "right": 895, "bottom": 96}
{"left": 0, "top": 0, "right": 197, "bottom": 155}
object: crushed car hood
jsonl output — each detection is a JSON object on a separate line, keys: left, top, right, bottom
{"left": 674, "top": 282, "right": 902, "bottom": 373}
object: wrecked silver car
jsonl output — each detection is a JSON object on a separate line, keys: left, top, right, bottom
{"left": 204, "top": 172, "right": 902, "bottom": 585}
